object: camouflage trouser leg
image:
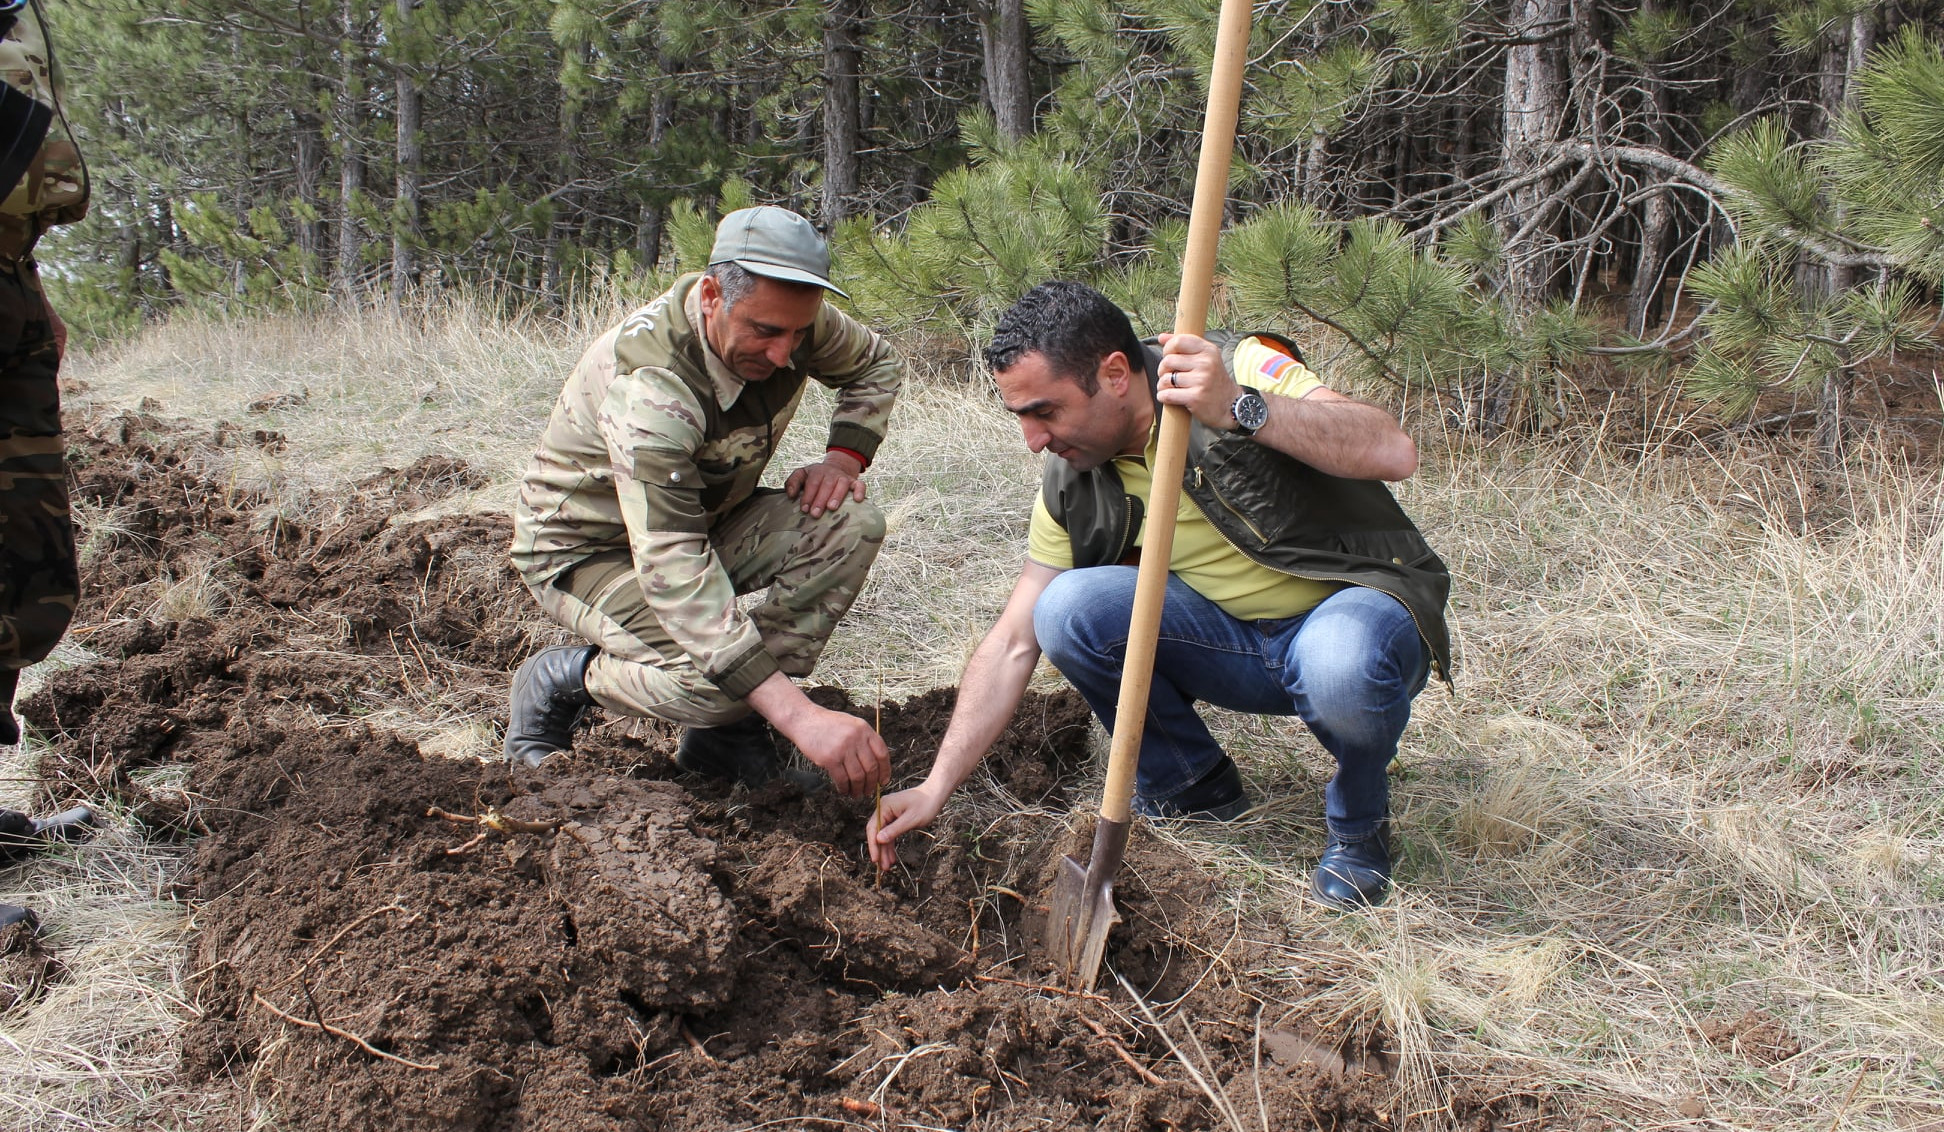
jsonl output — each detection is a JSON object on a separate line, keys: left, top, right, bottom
{"left": 0, "top": 258, "right": 75, "bottom": 726}
{"left": 532, "top": 489, "right": 885, "bottom": 727}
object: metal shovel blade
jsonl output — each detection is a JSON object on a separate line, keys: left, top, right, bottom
{"left": 1045, "top": 816, "right": 1129, "bottom": 989}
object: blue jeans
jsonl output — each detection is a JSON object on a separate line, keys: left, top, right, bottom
{"left": 1033, "top": 568, "right": 1429, "bottom": 838}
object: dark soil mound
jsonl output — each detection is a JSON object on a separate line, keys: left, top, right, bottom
{"left": 0, "top": 917, "right": 64, "bottom": 1014}
{"left": 16, "top": 410, "right": 1562, "bottom": 1130}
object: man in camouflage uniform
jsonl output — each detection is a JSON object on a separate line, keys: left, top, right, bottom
{"left": 507, "top": 207, "right": 901, "bottom": 797}
{"left": 1, "top": 0, "right": 86, "bottom": 745}
{"left": 0, "top": 0, "right": 95, "bottom": 933}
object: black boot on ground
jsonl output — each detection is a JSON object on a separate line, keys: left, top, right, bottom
{"left": 1312, "top": 823, "right": 1393, "bottom": 909}
{"left": 0, "top": 667, "right": 19, "bottom": 746}
{"left": 0, "top": 805, "right": 95, "bottom": 864}
{"left": 0, "top": 903, "right": 37, "bottom": 932}
{"left": 505, "top": 644, "right": 598, "bottom": 767}
{"left": 676, "top": 714, "right": 824, "bottom": 792}
{"left": 1132, "top": 755, "right": 1251, "bottom": 822}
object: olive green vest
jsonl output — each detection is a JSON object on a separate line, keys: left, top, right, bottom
{"left": 1041, "top": 330, "right": 1454, "bottom": 684}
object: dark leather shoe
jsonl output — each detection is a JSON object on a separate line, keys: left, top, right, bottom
{"left": 0, "top": 667, "right": 18, "bottom": 746}
{"left": 1133, "top": 756, "right": 1250, "bottom": 822}
{"left": 676, "top": 715, "right": 824, "bottom": 791}
{"left": 0, "top": 904, "right": 37, "bottom": 933}
{"left": 0, "top": 806, "right": 95, "bottom": 863}
{"left": 505, "top": 645, "right": 598, "bottom": 767}
{"left": 1312, "top": 824, "right": 1392, "bottom": 909}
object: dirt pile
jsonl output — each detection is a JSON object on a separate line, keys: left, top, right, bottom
{"left": 12, "top": 410, "right": 1542, "bottom": 1130}
{"left": 0, "top": 916, "right": 63, "bottom": 1014}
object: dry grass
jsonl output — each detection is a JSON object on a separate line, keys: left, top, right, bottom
{"left": 1175, "top": 434, "right": 1944, "bottom": 1129}
{"left": 1, "top": 656, "right": 237, "bottom": 1130}
{"left": 8, "top": 292, "right": 1940, "bottom": 1129}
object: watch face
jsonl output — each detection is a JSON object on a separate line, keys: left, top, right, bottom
{"left": 1233, "top": 390, "right": 1269, "bottom": 433}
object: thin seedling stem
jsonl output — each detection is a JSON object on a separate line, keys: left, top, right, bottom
{"left": 873, "top": 673, "right": 885, "bottom": 886}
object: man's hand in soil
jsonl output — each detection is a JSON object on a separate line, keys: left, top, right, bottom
{"left": 748, "top": 672, "right": 889, "bottom": 797}
{"left": 867, "top": 781, "right": 949, "bottom": 872}
{"left": 790, "top": 706, "right": 889, "bottom": 797}
{"left": 784, "top": 450, "right": 865, "bottom": 518}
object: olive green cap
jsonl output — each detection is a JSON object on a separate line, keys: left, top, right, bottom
{"left": 707, "top": 206, "right": 847, "bottom": 298}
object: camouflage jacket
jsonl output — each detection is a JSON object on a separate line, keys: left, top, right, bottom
{"left": 0, "top": 3, "right": 88, "bottom": 261}
{"left": 511, "top": 273, "right": 903, "bottom": 697}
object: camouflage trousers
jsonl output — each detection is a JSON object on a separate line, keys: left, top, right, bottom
{"left": 531, "top": 488, "right": 884, "bottom": 727}
{"left": 0, "top": 258, "right": 75, "bottom": 724}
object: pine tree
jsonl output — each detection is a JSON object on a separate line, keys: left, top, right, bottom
{"left": 1687, "top": 28, "right": 1943, "bottom": 467}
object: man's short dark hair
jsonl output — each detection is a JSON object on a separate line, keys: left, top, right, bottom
{"left": 985, "top": 281, "right": 1145, "bottom": 395}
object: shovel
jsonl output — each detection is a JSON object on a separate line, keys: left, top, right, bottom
{"left": 1045, "top": 0, "right": 1255, "bottom": 990}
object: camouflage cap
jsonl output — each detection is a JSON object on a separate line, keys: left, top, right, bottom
{"left": 708, "top": 207, "right": 847, "bottom": 298}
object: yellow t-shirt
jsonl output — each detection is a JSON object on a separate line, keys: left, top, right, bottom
{"left": 1028, "top": 338, "right": 1344, "bottom": 622}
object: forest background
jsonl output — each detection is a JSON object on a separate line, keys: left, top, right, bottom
{"left": 43, "top": 0, "right": 1944, "bottom": 465}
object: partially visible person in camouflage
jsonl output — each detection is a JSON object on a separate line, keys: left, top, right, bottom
{"left": 1, "top": 0, "right": 88, "bottom": 750}
{"left": 507, "top": 206, "right": 903, "bottom": 798}
{"left": 0, "top": 0, "right": 98, "bottom": 935}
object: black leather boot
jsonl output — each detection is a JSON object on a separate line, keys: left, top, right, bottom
{"left": 0, "top": 805, "right": 94, "bottom": 863}
{"left": 1312, "top": 823, "right": 1392, "bottom": 909}
{"left": 0, "top": 904, "right": 37, "bottom": 933}
{"left": 0, "top": 667, "right": 19, "bottom": 746}
{"left": 1133, "top": 755, "right": 1251, "bottom": 822}
{"left": 505, "top": 645, "right": 598, "bottom": 767}
{"left": 676, "top": 715, "right": 824, "bottom": 791}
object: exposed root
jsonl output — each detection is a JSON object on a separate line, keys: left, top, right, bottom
{"left": 250, "top": 990, "right": 440, "bottom": 1072}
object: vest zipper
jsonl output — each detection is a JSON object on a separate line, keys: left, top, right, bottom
{"left": 1194, "top": 466, "right": 1268, "bottom": 543}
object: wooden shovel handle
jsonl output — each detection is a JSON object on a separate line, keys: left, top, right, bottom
{"left": 1099, "top": 0, "right": 1253, "bottom": 824}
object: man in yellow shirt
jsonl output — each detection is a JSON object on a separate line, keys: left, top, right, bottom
{"left": 868, "top": 282, "right": 1451, "bottom": 908}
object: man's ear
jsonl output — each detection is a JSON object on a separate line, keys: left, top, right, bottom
{"left": 1097, "top": 350, "right": 1134, "bottom": 394}
{"left": 697, "top": 272, "right": 722, "bottom": 314}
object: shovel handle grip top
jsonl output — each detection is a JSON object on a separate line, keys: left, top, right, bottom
{"left": 1097, "top": 0, "right": 1254, "bottom": 825}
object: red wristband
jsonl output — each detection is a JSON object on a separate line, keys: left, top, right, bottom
{"left": 826, "top": 446, "right": 869, "bottom": 471}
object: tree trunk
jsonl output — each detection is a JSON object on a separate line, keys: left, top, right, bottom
{"left": 117, "top": 221, "right": 142, "bottom": 290}
{"left": 1809, "top": 11, "right": 1875, "bottom": 469}
{"left": 294, "top": 101, "right": 327, "bottom": 270}
{"left": 635, "top": 66, "right": 673, "bottom": 275}
{"left": 821, "top": 0, "right": 863, "bottom": 227}
{"left": 1815, "top": 350, "right": 1854, "bottom": 473}
{"left": 1302, "top": 129, "right": 1328, "bottom": 204}
{"left": 391, "top": 0, "right": 421, "bottom": 306}
{"left": 545, "top": 50, "right": 585, "bottom": 310}
{"left": 1496, "top": 0, "right": 1569, "bottom": 317}
{"left": 636, "top": 202, "right": 665, "bottom": 274}
{"left": 979, "top": 0, "right": 1033, "bottom": 142}
{"left": 335, "top": 0, "right": 368, "bottom": 301}
{"left": 1627, "top": 0, "right": 1673, "bottom": 337}
{"left": 1486, "top": 0, "right": 1570, "bottom": 430}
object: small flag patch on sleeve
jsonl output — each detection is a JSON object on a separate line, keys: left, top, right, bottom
{"left": 1258, "top": 352, "right": 1296, "bottom": 381}
{"left": 1233, "top": 336, "right": 1324, "bottom": 399}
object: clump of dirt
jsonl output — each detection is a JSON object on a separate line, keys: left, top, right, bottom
{"left": 1698, "top": 1007, "right": 1804, "bottom": 1067}
{"left": 18, "top": 410, "right": 1557, "bottom": 1130}
{"left": 0, "top": 918, "right": 64, "bottom": 1014}
{"left": 740, "top": 833, "right": 971, "bottom": 989}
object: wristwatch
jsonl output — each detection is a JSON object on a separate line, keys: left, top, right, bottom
{"left": 1228, "top": 386, "right": 1269, "bottom": 436}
